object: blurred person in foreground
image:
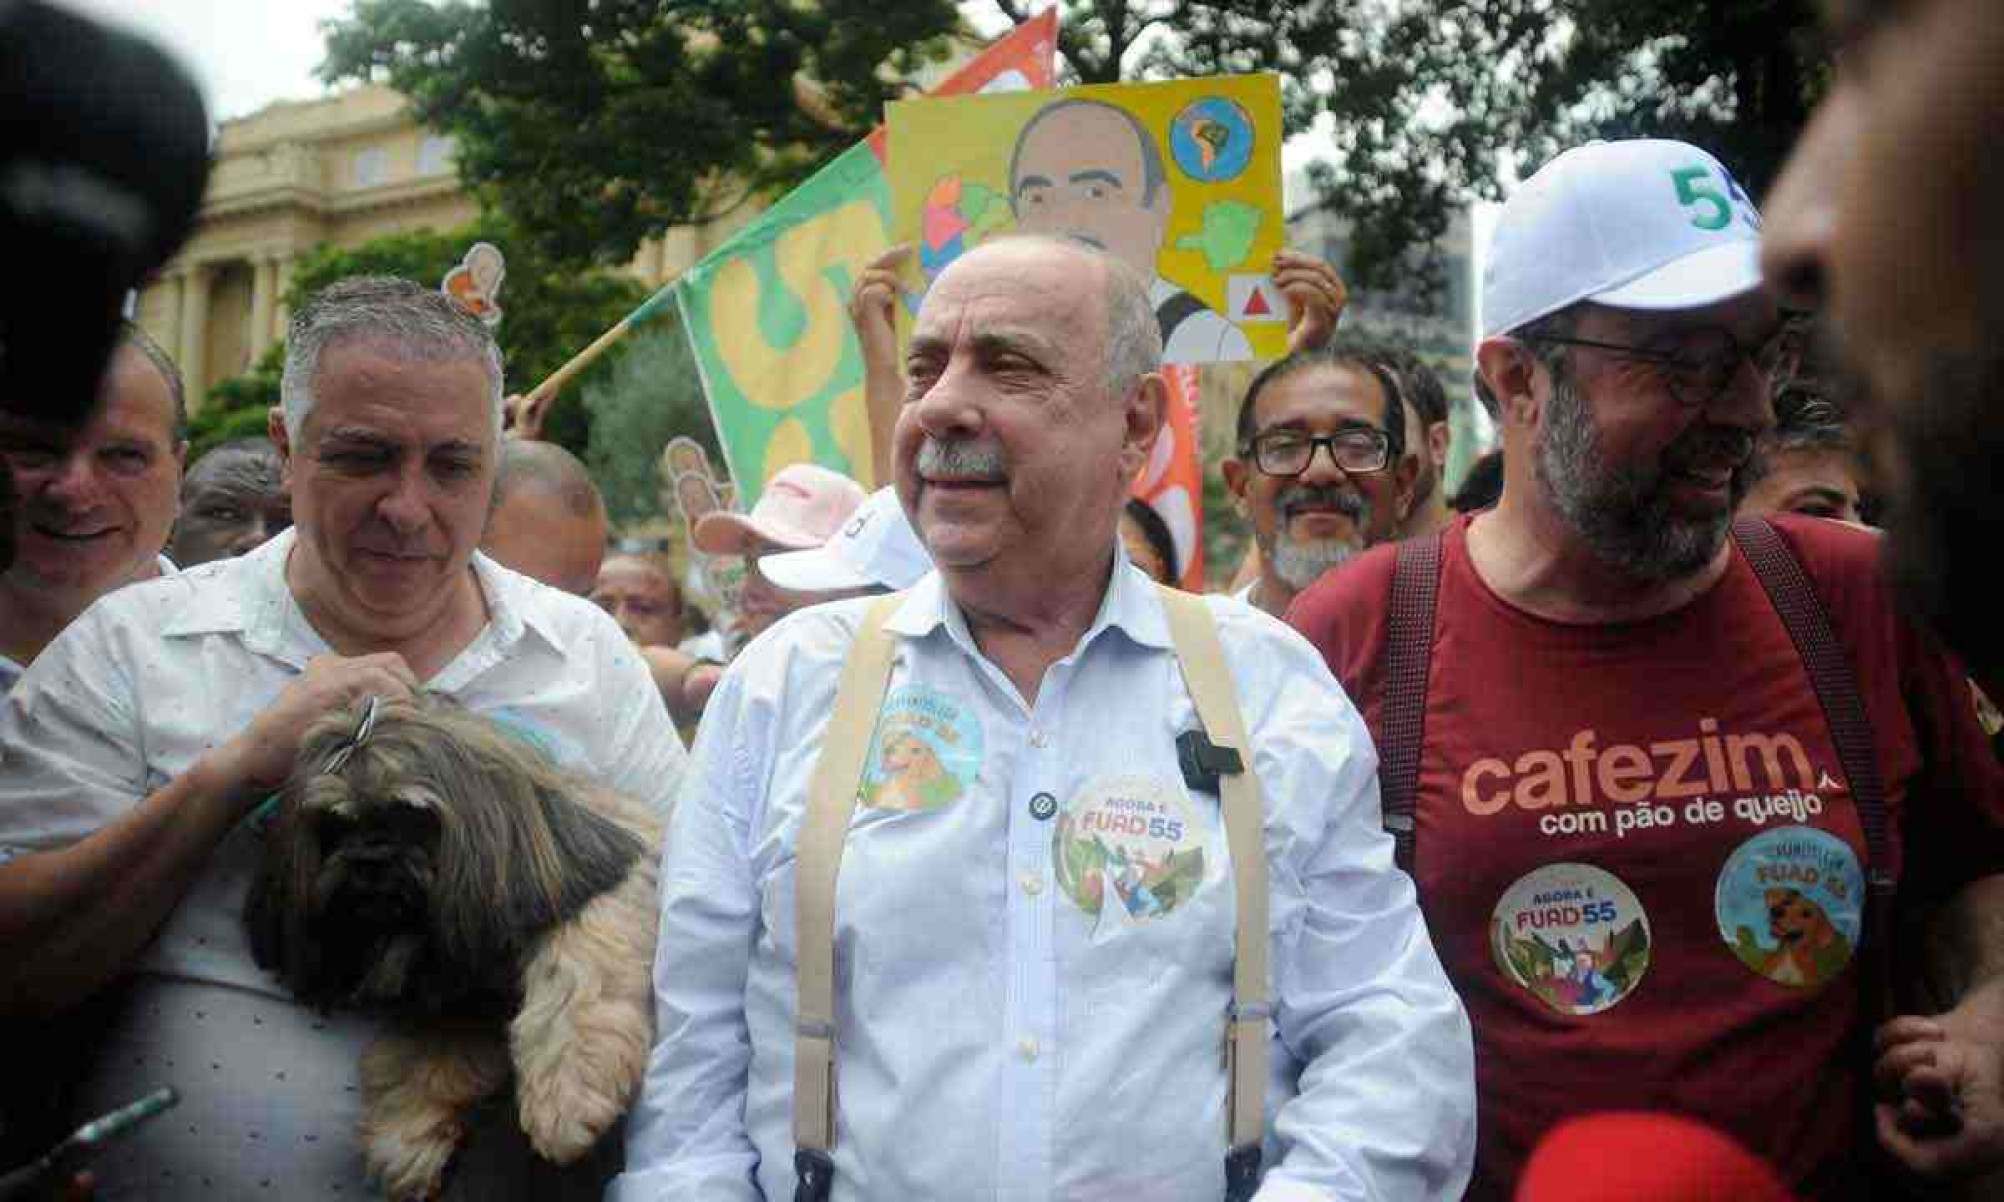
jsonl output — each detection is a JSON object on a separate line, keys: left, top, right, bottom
{"left": 479, "top": 438, "right": 608, "bottom": 596}
{"left": 0, "top": 325, "right": 184, "bottom": 691}
{"left": 614, "top": 235, "right": 1474, "bottom": 1199}
{"left": 1764, "top": 0, "right": 2004, "bottom": 1178}
{"left": 1289, "top": 137, "right": 2004, "bottom": 1198}
{"left": 168, "top": 437, "right": 290, "bottom": 568}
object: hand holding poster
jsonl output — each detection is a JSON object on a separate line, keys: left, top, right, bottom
{"left": 887, "top": 74, "right": 1287, "bottom": 365}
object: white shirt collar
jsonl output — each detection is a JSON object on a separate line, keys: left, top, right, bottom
{"left": 156, "top": 527, "right": 555, "bottom": 671}
{"left": 882, "top": 542, "right": 1173, "bottom": 657}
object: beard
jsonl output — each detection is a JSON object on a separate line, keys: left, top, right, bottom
{"left": 1535, "top": 368, "right": 1754, "bottom": 584}
{"left": 1873, "top": 346, "right": 2004, "bottom": 683}
{"left": 1262, "top": 483, "right": 1371, "bottom": 592}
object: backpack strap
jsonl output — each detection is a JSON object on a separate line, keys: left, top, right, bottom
{"left": 1379, "top": 532, "right": 1445, "bottom": 872}
{"left": 1155, "top": 585, "right": 1271, "bottom": 1201}
{"left": 792, "top": 593, "right": 905, "bottom": 1200}
{"left": 1731, "top": 517, "right": 1894, "bottom": 1010}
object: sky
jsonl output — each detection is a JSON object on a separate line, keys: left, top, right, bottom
{"left": 59, "top": 0, "right": 348, "bottom": 123}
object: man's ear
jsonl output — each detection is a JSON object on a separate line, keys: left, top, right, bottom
{"left": 267, "top": 408, "right": 295, "bottom": 486}
{"left": 1393, "top": 451, "right": 1421, "bottom": 520}
{"left": 1475, "top": 338, "right": 1541, "bottom": 429}
{"left": 1121, "top": 372, "right": 1167, "bottom": 476}
{"left": 1221, "top": 456, "right": 1250, "bottom": 511}
{"left": 1428, "top": 419, "right": 1451, "bottom": 470}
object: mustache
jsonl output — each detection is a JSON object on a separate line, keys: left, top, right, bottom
{"left": 1276, "top": 484, "right": 1366, "bottom": 521}
{"left": 916, "top": 437, "right": 1007, "bottom": 480}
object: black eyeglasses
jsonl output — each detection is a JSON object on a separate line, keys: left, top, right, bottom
{"left": 1523, "top": 325, "right": 1786, "bottom": 409}
{"left": 1243, "top": 427, "right": 1392, "bottom": 478}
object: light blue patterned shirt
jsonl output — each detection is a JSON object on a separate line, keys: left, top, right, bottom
{"left": 614, "top": 556, "right": 1474, "bottom": 1201}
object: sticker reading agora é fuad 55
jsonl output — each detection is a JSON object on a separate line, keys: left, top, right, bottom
{"left": 1491, "top": 863, "right": 1652, "bottom": 1017}
{"left": 1716, "top": 825, "right": 1862, "bottom": 991}
{"left": 858, "top": 686, "right": 983, "bottom": 813}
{"left": 1054, "top": 774, "right": 1206, "bottom": 923}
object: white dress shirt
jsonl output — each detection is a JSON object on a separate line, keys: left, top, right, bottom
{"left": 0, "top": 529, "right": 687, "bottom": 1199}
{"left": 0, "top": 553, "right": 178, "bottom": 692}
{"left": 614, "top": 556, "right": 1474, "bottom": 1201}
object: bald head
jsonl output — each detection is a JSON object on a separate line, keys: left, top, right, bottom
{"left": 480, "top": 440, "right": 608, "bottom": 595}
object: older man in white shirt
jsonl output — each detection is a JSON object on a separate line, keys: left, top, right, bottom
{"left": 0, "top": 277, "right": 685, "bottom": 1198}
{"left": 615, "top": 236, "right": 1473, "bottom": 1201}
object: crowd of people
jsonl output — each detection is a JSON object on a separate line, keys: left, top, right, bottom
{"left": 1, "top": 1, "right": 2000, "bottom": 1198}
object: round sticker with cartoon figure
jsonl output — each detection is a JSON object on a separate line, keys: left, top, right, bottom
{"left": 1054, "top": 774, "right": 1207, "bottom": 926}
{"left": 1716, "top": 825, "right": 1863, "bottom": 991}
{"left": 1491, "top": 863, "right": 1652, "bottom": 1017}
{"left": 858, "top": 685, "right": 983, "bottom": 813}
{"left": 1169, "top": 97, "right": 1255, "bottom": 183}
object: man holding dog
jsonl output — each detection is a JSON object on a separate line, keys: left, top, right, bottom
{"left": 0, "top": 277, "right": 684, "bottom": 1198}
{"left": 1288, "top": 139, "right": 2004, "bottom": 1198}
{"left": 616, "top": 235, "right": 1474, "bottom": 1200}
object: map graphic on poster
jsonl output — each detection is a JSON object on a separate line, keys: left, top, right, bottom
{"left": 886, "top": 74, "right": 1286, "bottom": 365}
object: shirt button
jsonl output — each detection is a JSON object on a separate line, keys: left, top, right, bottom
{"left": 1029, "top": 792, "right": 1057, "bottom": 821}
{"left": 1029, "top": 729, "right": 1049, "bottom": 748}
{"left": 1019, "top": 872, "right": 1043, "bottom": 896}
{"left": 1017, "top": 1036, "right": 1040, "bottom": 1062}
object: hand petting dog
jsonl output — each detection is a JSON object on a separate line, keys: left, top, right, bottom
{"left": 244, "top": 696, "right": 663, "bottom": 1200}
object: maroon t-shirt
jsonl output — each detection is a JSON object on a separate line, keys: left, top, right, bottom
{"left": 1288, "top": 513, "right": 2004, "bottom": 1199}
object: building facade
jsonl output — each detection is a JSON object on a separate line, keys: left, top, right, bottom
{"left": 135, "top": 85, "right": 755, "bottom": 406}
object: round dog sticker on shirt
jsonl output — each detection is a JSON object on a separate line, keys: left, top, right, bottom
{"left": 1055, "top": 774, "right": 1206, "bottom": 924}
{"left": 1716, "top": 826, "right": 1862, "bottom": 991}
{"left": 859, "top": 685, "right": 983, "bottom": 813}
{"left": 1491, "top": 863, "right": 1652, "bottom": 1017}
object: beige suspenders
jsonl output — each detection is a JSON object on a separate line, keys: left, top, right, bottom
{"left": 790, "top": 585, "right": 1271, "bottom": 1201}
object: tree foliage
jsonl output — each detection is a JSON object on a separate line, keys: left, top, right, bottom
{"left": 191, "top": 217, "right": 646, "bottom": 461}
{"left": 978, "top": 0, "right": 1822, "bottom": 298}
{"left": 581, "top": 319, "right": 720, "bottom": 527}
{"left": 320, "top": 0, "right": 962, "bottom": 267}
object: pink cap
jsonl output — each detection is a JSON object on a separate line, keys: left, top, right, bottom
{"left": 693, "top": 463, "right": 866, "bottom": 557}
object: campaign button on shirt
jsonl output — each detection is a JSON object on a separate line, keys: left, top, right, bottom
{"left": 860, "top": 684, "right": 982, "bottom": 813}
{"left": 1029, "top": 792, "right": 1058, "bottom": 821}
{"left": 1716, "top": 825, "right": 1862, "bottom": 991}
{"left": 1054, "top": 774, "right": 1206, "bottom": 927}
{"left": 1490, "top": 862, "right": 1651, "bottom": 1017}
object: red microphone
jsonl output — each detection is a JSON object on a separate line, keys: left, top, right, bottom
{"left": 1516, "top": 1112, "right": 1798, "bottom": 1202}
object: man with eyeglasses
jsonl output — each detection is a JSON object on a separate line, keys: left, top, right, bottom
{"left": 1289, "top": 139, "right": 2004, "bottom": 1198}
{"left": 1222, "top": 344, "right": 1415, "bottom": 617}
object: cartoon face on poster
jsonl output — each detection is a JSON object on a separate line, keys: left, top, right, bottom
{"left": 886, "top": 75, "right": 1287, "bottom": 365}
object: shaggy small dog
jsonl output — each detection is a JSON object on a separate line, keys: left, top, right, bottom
{"left": 245, "top": 696, "right": 664, "bottom": 1200}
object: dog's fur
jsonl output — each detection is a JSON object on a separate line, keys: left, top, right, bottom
{"left": 245, "top": 697, "right": 664, "bottom": 1200}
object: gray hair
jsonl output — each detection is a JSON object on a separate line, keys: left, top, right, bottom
{"left": 1100, "top": 247, "right": 1162, "bottom": 395}
{"left": 279, "top": 276, "right": 505, "bottom": 442}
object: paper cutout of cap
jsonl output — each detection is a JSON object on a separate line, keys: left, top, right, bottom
{"left": 692, "top": 463, "right": 866, "bottom": 557}
{"left": 758, "top": 486, "right": 932, "bottom": 593}
{"left": 1481, "top": 139, "right": 1764, "bottom": 339}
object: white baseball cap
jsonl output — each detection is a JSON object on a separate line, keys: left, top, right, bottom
{"left": 1481, "top": 139, "right": 1765, "bottom": 339}
{"left": 758, "top": 486, "right": 932, "bottom": 593}
{"left": 692, "top": 463, "right": 866, "bottom": 556}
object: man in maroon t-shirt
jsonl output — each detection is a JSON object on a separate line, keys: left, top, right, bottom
{"left": 1290, "top": 138, "right": 2004, "bottom": 1199}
